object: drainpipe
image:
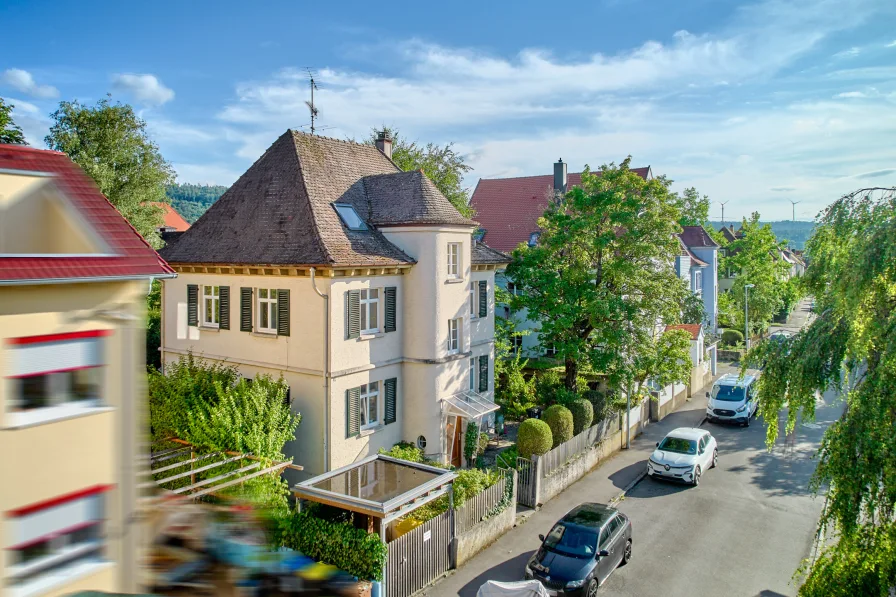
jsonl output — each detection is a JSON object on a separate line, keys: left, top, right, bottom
{"left": 310, "top": 268, "right": 331, "bottom": 472}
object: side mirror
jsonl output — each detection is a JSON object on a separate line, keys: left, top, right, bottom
{"left": 705, "top": 392, "right": 710, "bottom": 398}
{"left": 598, "top": 550, "right": 610, "bottom": 558}
{"left": 655, "top": 442, "right": 659, "bottom": 447}
{"left": 539, "top": 534, "right": 545, "bottom": 542}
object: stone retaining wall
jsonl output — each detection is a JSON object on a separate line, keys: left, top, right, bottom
{"left": 455, "top": 472, "right": 518, "bottom": 567}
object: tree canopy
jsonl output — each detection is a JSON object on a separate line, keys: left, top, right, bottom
{"left": 507, "top": 158, "right": 689, "bottom": 391}
{"left": 674, "top": 187, "right": 709, "bottom": 227}
{"left": 45, "top": 98, "right": 174, "bottom": 247}
{"left": 167, "top": 182, "right": 229, "bottom": 223}
{"left": 0, "top": 98, "right": 27, "bottom": 145}
{"left": 748, "top": 187, "right": 896, "bottom": 596}
{"left": 366, "top": 128, "right": 473, "bottom": 217}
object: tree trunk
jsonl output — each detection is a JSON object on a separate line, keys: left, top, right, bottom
{"left": 565, "top": 358, "right": 578, "bottom": 392}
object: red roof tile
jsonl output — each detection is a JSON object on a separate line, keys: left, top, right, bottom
{"left": 0, "top": 144, "right": 175, "bottom": 283}
{"left": 149, "top": 202, "right": 190, "bottom": 232}
{"left": 470, "top": 168, "right": 651, "bottom": 253}
{"left": 665, "top": 323, "right": 703, "bottom": 340}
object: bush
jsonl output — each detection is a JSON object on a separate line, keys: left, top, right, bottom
{"left": 543, "top": 405, "right": 574, "bottom": 448}
{"left": 379, "top": 442, "right": 427, "bottom": 464}
{"left": 534, "top": 370, "right": 563, "bottom": 405}
{"left": 412, "top": 468, "right": 502, "bottom": 521}
{"left": 518, "top": 418, "right": 553, "bottom": 458}
{"left": 479, "top": 433, "right": 489, "bottom": 455}
{"left": 273, "top": 509, "right": 387, "bottom": 580}
{"left": 496, "top": 444, "right": 519, "bottom": 469}
{"left": 722, "top": 329, "right": 744, "bottom": 347}
{"left": 568, "top": 399, "right": 594, "bottom": 435}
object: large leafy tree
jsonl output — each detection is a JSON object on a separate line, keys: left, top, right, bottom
{"left": 0, "top": 98, "right": 27, "bottom": 145}
{"left": 724, "top": 212, "right": 789, "bottom": 334}
{"left": 508, "top": 158, "right": 688, "bottom": 391}
{"left": 748, "top": 187, "right": 896, "bottom": 596}
{"left": 674, "top": 187, "right": 710, "bottom": 227}
{"left": 367, "top": 128, "right": 473, "bottom": 217}
{"left": 45, "top": 98, "right": 173, "bottom": 247}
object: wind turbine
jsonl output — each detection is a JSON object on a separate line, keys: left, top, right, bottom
{"left": 789, "top": 200, "right": 802, "bottom": 222}
{"left": 718, "top": 200, "right": 730, "bottom": 226}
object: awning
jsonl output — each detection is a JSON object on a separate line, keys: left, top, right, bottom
{"left": 442, "top": 390, "right": 500, "bottom": 419}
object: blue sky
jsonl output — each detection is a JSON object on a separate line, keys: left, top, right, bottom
{"left": 3, "top": 0, "right": 895, "bottom": 222}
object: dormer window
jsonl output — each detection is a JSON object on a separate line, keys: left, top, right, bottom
{"left": 528, "top": 232, "right": 540, "bottom": 247}
{"left": 334, "top": 204, "right": 367, "bottom": 231}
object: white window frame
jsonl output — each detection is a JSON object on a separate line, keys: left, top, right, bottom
{"left": 470, "top": 282, "right": 477, "bottom": 318}
{"left": 202, "top": 285, "right": 219, "bottom": 327}
{"left": 447, "top": 243, "right": 461, "bottom": 278}
{"left": 360, "top": 289, "right": 380, "bottom": 334}
{"left": 359, "top": 382, "right": 380, "bottom": 431}
{"left": 257, "top": 288, "right": 278, "bottom": 334}
{"left": 469, "top": 357, "right": 476, "bottom": 391}
{"left": 448, "top": 318, "right": 461, "bottom": 354}
{"left": 695, "top": 270, "right": 703, "bottom": 294}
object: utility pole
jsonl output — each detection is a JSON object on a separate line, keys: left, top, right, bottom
{"left": 719, "top": 200, "right": 730, "bottom": 226}
{"left": 789, "top": 200, "right": 802, "bottom": 222}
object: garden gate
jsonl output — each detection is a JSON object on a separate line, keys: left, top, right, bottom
{"left": 386, "top": 510, "right": 453, "bottom": 597}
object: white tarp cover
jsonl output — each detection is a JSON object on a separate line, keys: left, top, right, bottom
{"left": 476, "top": 580, "right": 550, "bottom": 597}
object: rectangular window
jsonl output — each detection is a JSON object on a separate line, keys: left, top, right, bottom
{"left": 448, "top": 318, "right": 461, "bottom": 354}
{"left": 360, "top": 289, "right": 380, "bottom": 334}
{"left": 360, "top": 382, "right": 380, "bottom": 430}
{"left": 202, "top": 285, "right": 219, "bottom": 327}
{"left": 695, "top": 271, "right": 703, "bottom": 293}
{"left": 469, "top": 357, "right": 476, "bottom": 391}
{"left": 447, "top": 243, "right": 460, "bottom": 278}
{"left": 470, "top": 282, "right": 476, "bottom": 317}
{"left": 512, "top": 334, "right": 523, "bottom": 353}
{"left": 258, "top": 289, "right": 278, "bottom": 333}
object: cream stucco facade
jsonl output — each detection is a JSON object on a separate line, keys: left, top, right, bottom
{"left": 162, "top": 230, "right": 504, "bottom": 480}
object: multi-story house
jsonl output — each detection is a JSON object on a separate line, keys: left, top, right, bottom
{"left": 159, "top": 131, "right": 509, "bottom": 482}
{"left": 675, "top": 226, "right": 720, "bottom": 334}
{"left": 0, "top": 145, "right": 175, "bottom": 596}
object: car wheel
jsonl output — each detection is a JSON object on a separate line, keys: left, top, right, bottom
{"left": 711, "top": 449, "right": 718, "bottom": 469}
{"left": 743, "top": 415, "right": 750, "bottom": 428}
{"left": 586, "top": 578, "right": 599, "bottom": 597}
{"left": 693, "top": 465, "right": 702, "bottom": 486}
{"left": 621, "top": 539, "right": 632, "bottom": 566}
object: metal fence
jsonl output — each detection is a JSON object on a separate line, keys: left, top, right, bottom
{"left": 517, "top": 457, "right": 537, "bottom": 507}
{"left": 386, "top": 510, "right": 452, "bottom": 597}
{"left": 455, "top": 470, "right": 508, "bottom": 535}
{"left": 540, "top": 417, "right": 615, "bottom": 478}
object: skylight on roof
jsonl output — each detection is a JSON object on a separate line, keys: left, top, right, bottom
{"left": 333, "top": 204, "right": 367, "bottom": 231}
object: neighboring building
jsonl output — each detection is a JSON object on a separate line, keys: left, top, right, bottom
{"left": 664, "top": 323, "right": 712, "bottom": 396}
{"left": 0, "top": 145, "right": 175, "bottom": 596}
{"left": 159, "top": 130, "right": 509, "bottom": 481}
{"left": 676, "top": 226, "right": 720, "bottom": 334}
{"left": 150, "top": 202, "right": 190, "bottom": 233}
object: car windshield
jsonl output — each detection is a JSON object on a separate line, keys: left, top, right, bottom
{"left": 712, "top": 385, "right": 746, "bottom": 402}
{"left": 658, "top": 436, "right": 697, "bottom": 455}
{"left": 543, "top": 523, "right": 598, "bottom": 558}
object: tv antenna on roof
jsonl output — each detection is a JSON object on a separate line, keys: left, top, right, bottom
{"left": 718, "top": 200, "right": 730, "bottom": 226}
{"left": 788, "top": 199, "right": 802, "bottom": 222}
{"left": 305, "top": 68, "right": 319, "bottom": 135}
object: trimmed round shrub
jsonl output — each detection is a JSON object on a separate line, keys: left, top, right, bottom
{"left": 568, "top": 398, "right": 594, "bottom": 435}
{"left": 721, "top": 329, "right": 744, "bottom": 347}
{"left": 517, "top": 419, "right": 553, "bottom": 458}
{"left": 542, "top": 404, "right": 574, "bottom": 448}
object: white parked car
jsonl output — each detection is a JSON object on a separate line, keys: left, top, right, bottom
{"left": 646, "top": 428, "right": 717, "bottom": 486}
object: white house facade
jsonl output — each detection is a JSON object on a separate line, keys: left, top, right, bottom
{"left": 159, "top": 131, "right": 509, "bottom": 482}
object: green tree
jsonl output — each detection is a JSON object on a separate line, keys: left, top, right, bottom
{"left": 623, "top": 328, "right": 693, "bottom": 402}
{"left": 366, "top": 128, "right": 473, "bottom": 217}
{"left": 747, "top": 187, "right": 896, "bottom": 596}
{"left": 681, "top": 282, "right": 707, "bottom": 325}
{"left": 507, "top": 158, "right": 688, "bottom": 391}
{"left": 674, "top": 187, "right": 710, "bottom": 227}
{"left": 724, "top": 213, "right": 789, "bottom": 335}
{"left": 0, "top": 98, "right": 27, "bottom": 145}
{"left": 45, "top": 98, "right": 174, "bottom": 247}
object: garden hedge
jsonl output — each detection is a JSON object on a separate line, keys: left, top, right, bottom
{"left": 568, "top": 399, "right": 594, "bottom": 435}
{"left": 721, "top": 329, "right": 744, "bottom": 347}
{"left": 543, "top": 404, "right": 574, "bottom": 448}
{"left": 518, "top": 418, "right": 553, "bottom": 458}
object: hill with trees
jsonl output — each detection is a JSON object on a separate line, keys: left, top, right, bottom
{"left": 167, "top": 183, "right": 228, "bottom": 223}
{"left": 711, "top": 220, "right": 815, "bottom": 250}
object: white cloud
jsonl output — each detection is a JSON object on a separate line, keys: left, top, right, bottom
{"left": 833, "top": 46, "right": 861, "bottom": 58}
{"left": 112, "top": 73, "right": 174, "bottom": 106}
{"left": 836, "top": 91, "right": 866, "bottom": 97}
{"left": 3, "top": 96, "right": 51, "bottom": 146}
{"left": 886, "top": 40, "right": 896, "bottom": 48}
{"left": 1, "top": 69, "right": 59, "bottom": 99}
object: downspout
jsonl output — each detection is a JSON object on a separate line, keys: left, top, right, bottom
{"left": 310, "top": 268, "right": 331, "bottom": 472}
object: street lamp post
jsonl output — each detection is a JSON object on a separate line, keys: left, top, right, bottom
{"left": 744, "top": 283, "right": 755, "bottom": 350}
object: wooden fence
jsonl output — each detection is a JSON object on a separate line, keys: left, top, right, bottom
{"left": 540, "top": 417, "right": 616, "bottom": 478}
{"left": 455, "top": 471, "right": 508, "bottom": 535}
{"left": 517, "top": 457, "right": 537, "bottom": 507}
{"left": 386, "top": 510, "right": 452, "bottom": 597}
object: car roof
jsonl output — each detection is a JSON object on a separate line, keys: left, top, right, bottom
{"left": 715, "top": 373, "right": 757, "bottom": 387}
{"left": 561, "top": 503, "right": 617, "bottom": 528}
{"left": 665, "top": 427, "right": 708, "bottom": 441}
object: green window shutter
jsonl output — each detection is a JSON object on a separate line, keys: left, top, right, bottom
{"left": 277, "top": 289, "right": 290, "bottom": 336}
{"left": 384, "top": 378, "right": 397, "bottom": 424}
{"left": 187, "top": 285, "right": 198, "bottom": 326}
{"left": 478, "top": 280, "right": 488, "bottom": 318}
{"left": 219, "top": 286, "right": 230, "bottom": 330}
{"left": 479, "top": 355, "right": 489, "bottom": 392}
{"left": 384, "top": 287, "right": 397, "bottom": 333}
{"left": 240, "top": 287, "right": 253, "bottom": 332}
{"left": 346, "top": 290, "right": 360, "bottom": 339}
{"left": 346, "top": 387, "right": 360, "bottom": 437}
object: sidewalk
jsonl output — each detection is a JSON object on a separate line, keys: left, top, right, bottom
{"left": 423, "top": 369, "right": 731, "bottom": 597}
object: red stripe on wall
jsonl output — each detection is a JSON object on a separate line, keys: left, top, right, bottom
{"left": 6, "top": 484, "right": 115, "bottom": 517}
{"left": 5, "top": 519, "right": 104, "bottom": 551}
{"left": 6, "top": 364, "right": 105, "bottom": 379}
{"left": 6, "top": 329, "right": 113, "bottom": 346}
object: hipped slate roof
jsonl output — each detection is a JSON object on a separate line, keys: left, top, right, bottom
{"left": 677, "top": 236, "right": 708, "bottom": 267}
{"left": 679, "top": 225, "right": 719, "bottom": 249}
{"left": 470, "top": 168, "right": 651, "bottom": 253}
{"left": 161, "top": 131, "right": 475, "bottom": 267}
{"left": 0, "top": 144, "right": 175, "bottom": 284}
{"left": 472, "top": 241, "right": 511, "bottom": 264}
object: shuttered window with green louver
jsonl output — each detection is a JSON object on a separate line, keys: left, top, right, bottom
{"left": 346, "top": 290, "right": 360, "bottom": 339}
{"left": 346, "top": 387, "right": 360, "bottom": 437}
{"left": 219, "top": 286, "right": 230, "bottom": 330}
{"left": 187, "top": 285, "right": 198, "bottom": 326}
{"left": 277, "top": 289, "right": 290, "bottom": 336}
{"left": 479, "top": 355, "right": 489, "bottom": 392}
{"left": 240, "top": 288, "right": 253, "bottom": 332}
{"left": 384, "top": 287, "right": 397, "bottom": 333}
{"left": 479, "top": 281, "right": 487, "bottom": 318}
{"left": 384, "top": 378, "right": 397, "bottom": 424}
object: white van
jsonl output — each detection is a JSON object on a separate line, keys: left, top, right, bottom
{"left": 705, "top": 373, "right": 759, "bottom": 427}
